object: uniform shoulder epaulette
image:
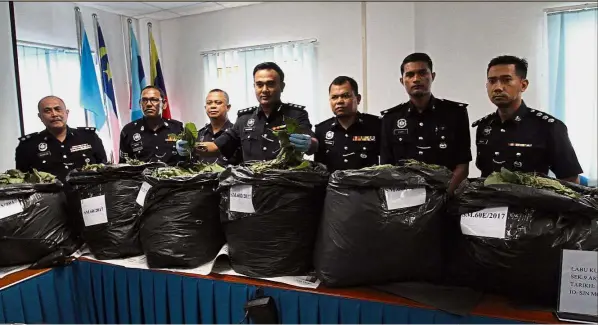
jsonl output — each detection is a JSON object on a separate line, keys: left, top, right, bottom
{"left": 18, "top": 132, "right": 39, "bottom": 142}
{"left": 472, "top": 112, "right": 495, "bottom": 127}
{"left": 238, "top": 106, "right": 257, "bottom": 116}
{"left": 286, "top": 103, "right": 305, "bottom": 110}
{"left": 77, "top": 126, "right": 97, "bottom": 132}
{"left": 528, "top": 108, "right": 558, "bottom": 124}
{"left": 438, "top": 98, "right": 469, "bottom": 109}
{"left": 380, "top": 103, "right": 407, "bottom": 116}
{"left": 361, "top": 112, "right": 382, "bottom": 119}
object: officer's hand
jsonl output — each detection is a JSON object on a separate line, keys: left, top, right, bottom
{"left": 194, "top": 142, "right": 219, "bottom": 155}
{"left": 175, "top": 140, "right": 190, "bottom": 156}
{"left": 289, "top": 134, "right": 312, "bottom": 152}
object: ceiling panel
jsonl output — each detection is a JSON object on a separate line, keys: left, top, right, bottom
{"left": 217, "top": 2, "right": 260, "bottom": 8}
{"left": 170, "top": 3, "right": 224, "bottom": 16}
{"left": 142, "top": 10, "right": 181, "bottom": 20}
{"left": 79, "top": 2, "right": 159, "bottom": 16}
{"left": 148, "top": 2, "right": 205, "bottom": 10}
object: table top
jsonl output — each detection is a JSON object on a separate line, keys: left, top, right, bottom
{"left": 2, "top": 259, "right": 566, "bottom": 324}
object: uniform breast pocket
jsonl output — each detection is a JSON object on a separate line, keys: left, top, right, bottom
{"left": 507, "top": 144, "right": 546, "bottom": 171}
{"left": 71, "top": 148, "right": 95, "bottom": 165}
{"left": 241, "top": 132, "right": 260, "bottom": 153}
{"left": 391, "top": 129, "right": 412, "bottom": 145}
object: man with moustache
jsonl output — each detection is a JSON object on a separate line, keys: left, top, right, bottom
{"left": 194, "top": 62, "right": 318, "bottom": 163}
{"left": 380, "top": 53, "right": 472, "bottom": 194}
{"left": 315, "top": 76, "right": 381, "bottom": 172}
{"left": 15, "top": 95, "right": 107, "bottom": 183}
{"left": 119, "top": 85, "right": 184, "bottom": 164}
{"left": 473, "top": 55, "right": 582, "bottom": 182}
{"left": 175, "top": 88, "right": 241, "bottom": 165}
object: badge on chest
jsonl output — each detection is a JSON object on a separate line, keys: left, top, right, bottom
{"left": 71, "top": 144, "right": 92, "bottom": 152}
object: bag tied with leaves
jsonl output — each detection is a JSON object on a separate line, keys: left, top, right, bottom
{"left": 0, "top": 169, "right": 77, "bottom": 267}
{"left": 447, "top": 168, "right": 598, "bottom": 306}
{"left": 139, "top": 163, "right": 226, "bottom": 268}
{"left": 66, "top": 161, "right": 166, "bottom": 259}
{"left": 217, "top": 118, "right": 330, "bottom": 277}
{"left": 313, "top": 161, "right": 453, "bottom": 287}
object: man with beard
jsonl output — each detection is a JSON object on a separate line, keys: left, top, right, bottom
{"left": 380, "top": 53, "right": 472, "bottom": 194}
{"left": 315, "top": 76, "right": 381, "bottom": 172}
{"left": 194, "top": 62, "right": 318, "bottom": 163}
{"left": 119, "top": 85, "right": 184, "bottom": 164}
{"left": 473, "top": 55, "right": 582, "bottom": 182}
{"left": 175, "top": 88, "right": 241, "bottom": 165}
{"left": 15, "top": 95, "right": 107, "bottom": 183}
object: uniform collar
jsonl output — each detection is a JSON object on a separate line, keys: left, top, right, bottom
{"left": 407, "top": 95, "right": 436, "bottom": 116}
{"left": 492, "top": 100, "right": 530, "bottom": 124}
{"left": 40, "top": 126, "right": 75, "bottom": 141}
{"left": 141, "top": 116, "right": 170, "bottom": 131}
{"left": 257, "top": 102, "right": 283, "bottom": 117}
{"left": 330, "top": 112, "right": 364, "bottom": 130}
{"left": 207, "top": 119, "right": 233, "bottom": 135}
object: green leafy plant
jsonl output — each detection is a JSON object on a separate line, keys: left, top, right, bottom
{"left": 151, "top": 162, "right": 225, "bottom": 179}
{"left": 0, "top": 169, "right": 56, "bottom": 184}
{"left": 484, "top": 167, "right": 580, "bottom": 198}
{"left": 168, "top": 122, "right": 199, "bottom": 159}
{"left": 249, "top": 118, "right": 311, "bottom": 173}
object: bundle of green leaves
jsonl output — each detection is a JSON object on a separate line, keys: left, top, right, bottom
{"left": 484, "top": 167, "right": 581, "bottom": 198}
{"left": 151, "top": 162, "right": 225, "bottom": 179}
{"left": 249, "top": 118, "right": 312, "bottom": 173}
{"left": 168, "top": 122, "right": 199, "bottom": 159}
{"left": 81, "top": 157, "right": 146, "bottom": 171}
{"left": 0, "top": 169, "right": 56, "bottom": 184}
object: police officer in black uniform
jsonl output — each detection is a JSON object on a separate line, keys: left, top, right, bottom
{"left": 315, "top": 76, "right": 381, "bottom": 172}
{"left": 474, "top": 55, "right": 582, "bottom": 182}
{"left": 380, "top": 53, "right": 472, "bottom": 194}
{"left": 120, "top": 85, "right": 184, "bottom": 164}
{"left": 15, "top": 95, "right": 107, "bottom": 183}
{"left": 176, "top": 88, "right": 241, "bottom": 165}
{"left": 195, "top": 62, "right": 317, "bottom": 162}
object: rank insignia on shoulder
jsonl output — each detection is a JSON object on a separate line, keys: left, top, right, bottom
{"left": 238, "top": 106, "right": 257, "bottom": 116}
{"left": 287, "top": 103, "right": 305, "bottom": 110}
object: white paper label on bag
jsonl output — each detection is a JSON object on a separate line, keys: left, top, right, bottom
{"left": 230, "top": 185, "right": 255, "bottom": 213}
{"left": 558, "top": 250, "right": 598, "bottom": 317}
{"left": 383, "top": 188, "right": 426, "bottom": 210}
{"left": 460, "top": 206, "right": 508, "bottom": 239}
{"left": 81, "top": 195, "right": 108, "bottom": 227}
{"left": 0, "top": 199, "right": 24, "bottom": 220}
{"left": 136, "top": 182, "right": 152, "bottom": 206}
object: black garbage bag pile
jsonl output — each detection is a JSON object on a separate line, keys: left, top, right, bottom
{"left": 0, "top": 169, "right": 76, "bottom": 267}
{"left": 67, "top": 162, "right": 165, "bottom": 259}
{"left": 448, "top": 168, "right": 598, "bottom": 306}
{"left": 218, "top": 162, "right": 329, "bottom": 277}
{"left": 139, "top": 164, "right": 226, "bottom": 268}
{"left": 314, "top": 161, "right": 453, "bottom": 287}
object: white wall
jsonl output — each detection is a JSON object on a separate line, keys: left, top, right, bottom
{"left": 13, "top": 1, "right": 133, "bottom": 126}
{"left": 159, "top": 2, "right": 363, "bottom": 126}
{"left": 0, "top": 3, "right": 22, "bottom": 171}
{"left": 158, "top": 1, "right": 587, "bottom": 177}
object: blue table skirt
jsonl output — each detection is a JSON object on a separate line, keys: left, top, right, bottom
{"left": 0, "top": 260, "right": 522, "bottom": 324}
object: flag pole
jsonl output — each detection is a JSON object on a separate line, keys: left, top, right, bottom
{"left": 148, "top": 21, "right": 152, "bottom": 85}
{"left": 127, "top": 18, "right": 135, "bottom": 122}
{"left": 92, "top": 13, "right": 114, "bottom": 163}
{"left": 74, "top": 7, "right": 89, "bottom": 127}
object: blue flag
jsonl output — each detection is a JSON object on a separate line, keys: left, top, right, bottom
{"left": 79, "top": 25, "right": 106, "bottom": 130}
{"left": 129, "top": 24, "right": 146, "bottom": 122}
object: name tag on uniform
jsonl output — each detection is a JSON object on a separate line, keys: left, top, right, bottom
{"left": 353, "top": 136, "right": 376, "bottom": 142}
{"left": 477, "top": 139, "right": 488, "bottom": 145}
{"left": 508, "top": 143, "right": 532, "bottom": 147}
{"left": 70, "top": 144, "right": 91, "bottom": 152}
{"left": 393, "top": 129, "right": 408, "bottom": 135}
{"left": 37, "top": 151, "right": 51, "bottom": 158}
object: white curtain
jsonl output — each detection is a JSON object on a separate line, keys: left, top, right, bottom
{"left": 547, "top": 8, "right": 598, "bottom": 186}
{"left": 16, "top": 44, "right": 114, "bottom": 160}
{"left": 202, "top": 41, "right": 317, "bottom": 125}
{"left": 17, "top": 44, "right": 87, "bottom": 133}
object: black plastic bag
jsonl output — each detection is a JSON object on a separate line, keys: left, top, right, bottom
{"left": 139, "top": 168, "right": 225, "bottom": 268}
{"left": 218, "top": 163, "right": 329, "bottom": 277}
{"left": 0, "top": 181, "right": 77, "bottom": 267}
{"left": 313, "top": 164, "right": 452, "bottom": 287}
{"left": 447, "top": 178, "right": 598, "bottom": 306}
{"left": 67, "top": 163, "right": 164, "bottom": 259}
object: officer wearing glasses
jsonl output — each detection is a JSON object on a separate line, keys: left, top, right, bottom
{"left": 119, "top": 86, "right": 184, "bottom": 164}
